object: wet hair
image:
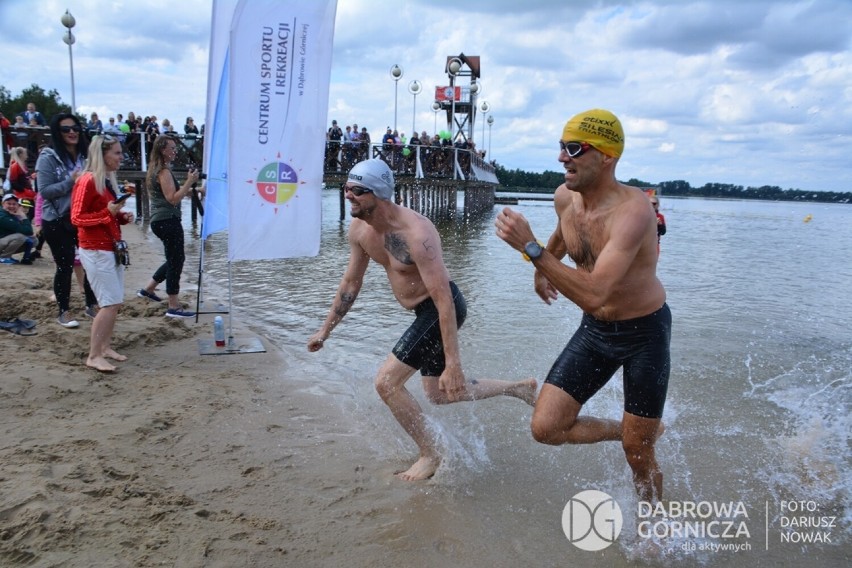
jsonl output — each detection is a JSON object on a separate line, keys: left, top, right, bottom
{"left": 48, "top": 112, "right": 89, "bottom": 165}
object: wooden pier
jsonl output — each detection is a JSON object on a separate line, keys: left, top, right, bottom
{"left": 3, "top": 131, "right": 498, "bottom": 222}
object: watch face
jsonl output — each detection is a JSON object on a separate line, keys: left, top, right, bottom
{"left": 524, "top": 241, "right": 543, "bottom": 260}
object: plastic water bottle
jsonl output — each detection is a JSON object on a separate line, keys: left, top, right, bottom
{"left": 213, "top": 316, "right": 225, "bottom": 347}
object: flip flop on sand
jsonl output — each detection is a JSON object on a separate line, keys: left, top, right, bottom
{"left": 8, "top": 318, "right": 36, "bottom": 329}
{"left": 0, "top": 320, "right": 38, "bottom": 336}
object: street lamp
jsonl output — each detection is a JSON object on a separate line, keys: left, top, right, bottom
{"left": 431, "top": 101, "right": 441, "bottom": 134}
{"left": 446, "top": 58, "right": 462, "bottom": 144}
{"left": 479, "top": 100, "right": 490, "bottom": 146}
{"left": 61, "top": 9, "right": 77, "bottom": 112}
{"left": 487, "top": 115, "right": 494, "bottom": 159}
{"left": 390, "top": 64, "right": 403, "bottom": 131}
{"left": 408, "top": 80, "right": 422, "bottom": 136}
{"left": 469, "top": 82, "right": 481, "bottom": 143}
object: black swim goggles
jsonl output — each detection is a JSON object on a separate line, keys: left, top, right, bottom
{"left": 343, "top": 184, "right": 373, "bottom": 196}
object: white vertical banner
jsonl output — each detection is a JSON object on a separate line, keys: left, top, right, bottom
{"left": 228, "top": 0, "right": 337, "bottom": 261}
{"left": 202, "top": 0, "right": 240, "bottom": 240}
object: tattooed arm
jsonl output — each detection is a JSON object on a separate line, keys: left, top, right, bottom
{"left": 308, "top": 228, "right": 371, "bottom": 352}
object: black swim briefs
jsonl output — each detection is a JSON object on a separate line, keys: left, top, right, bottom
{"left": 392, "top": 281, "right": 467, "bottom": 377}
{"left": 545, "top": 304, "right": 671, "bottom": 419}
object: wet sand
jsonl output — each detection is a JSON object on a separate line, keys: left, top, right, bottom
{"left": 0, "top": 224, "right": 410, "bottom": 567}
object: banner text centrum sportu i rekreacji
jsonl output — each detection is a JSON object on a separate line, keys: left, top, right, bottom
{"left": 226, "top": 0, "right": 337, "bottom": 260}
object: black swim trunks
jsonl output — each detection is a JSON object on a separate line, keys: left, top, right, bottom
{"left": 392, "top": 281, "right": 467, "bottom": 377}
{"left": 545, "top": 304, "right": 671, "bottom": 419}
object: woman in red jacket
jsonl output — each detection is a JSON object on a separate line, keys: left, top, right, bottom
{"left": 71, "top": 135, "right": 134, "bottom": 372}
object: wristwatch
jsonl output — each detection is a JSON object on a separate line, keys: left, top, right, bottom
{"left": 523, "top": 240, "right": 544, "bottom": 262}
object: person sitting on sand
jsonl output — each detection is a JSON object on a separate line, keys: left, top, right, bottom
{"left": 0, "top": 193, "right": 35, "bottom": 264}
{"left": 307, "top": 159, "right": 537, "bottom": 481}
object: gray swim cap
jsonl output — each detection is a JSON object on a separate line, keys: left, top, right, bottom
{"left": 347, "top": 159, "right": 395, "bottom": 200}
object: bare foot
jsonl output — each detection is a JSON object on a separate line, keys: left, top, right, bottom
{"left": 510, "top": 378, "right": 538, "bottom": 406}
{"left": 104, "top": 349, "right": 127, "bottom": 361}
{"left": 86, "top": 356, "right": 116, "bottom": 373}
{"left": 395, "top": 455, "right": 441, "bottom": 481}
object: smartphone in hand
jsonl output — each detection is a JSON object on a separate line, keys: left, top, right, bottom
{"left": 113, "top": 193, "right": 132, "bottom": 204}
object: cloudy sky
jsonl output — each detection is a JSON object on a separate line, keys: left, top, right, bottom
{"left": 1, "top": 0, "right": 850, "bottom": 192}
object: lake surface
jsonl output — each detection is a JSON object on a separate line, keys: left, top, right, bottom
{"left": 190, "top": 192, "right": 850, "bottom": 567}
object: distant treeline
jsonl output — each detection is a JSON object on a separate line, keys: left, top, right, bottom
{"left": 494, "top": 164, "right": 851, "bottom": 204}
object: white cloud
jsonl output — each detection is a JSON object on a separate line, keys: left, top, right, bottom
{"left": 0, "top": 0, "right": 850, "bottom": 191}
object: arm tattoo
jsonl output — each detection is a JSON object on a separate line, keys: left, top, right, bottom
{"left": 420, "top": 238, "right": 438, "bottom": 260}
{"left": 334, "top": 291, "right": 356, "bottom": 317}
{"left": 384, "top": 233, "right": 413, "bottom": 265}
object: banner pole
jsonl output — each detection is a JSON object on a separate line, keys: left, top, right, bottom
{"left": 226, "top": 260, "right": 235, "bottom": 349}
{"left": 194, "top": 224, "right": 205, "bottom": 323}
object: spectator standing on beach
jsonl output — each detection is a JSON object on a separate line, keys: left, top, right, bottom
{"left": 136, "top": 135, "right": 200, "bottom": 318}
{"left": 71, "top": 135, "right": 134, "bottom": 372}
{"left": 36, "top": 113, "right": 99, "bottom": 328}
{"left": 0, "top": 193, "right": 35, "bottom": 264}
{"left": 495, "top": 109, "right": 670, "bottom": 502}
{"left": 308, "top": 159, "right": 537, "bottom": 481}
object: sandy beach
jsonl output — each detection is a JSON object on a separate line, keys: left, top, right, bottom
{"left": 0, "top": 223, "right": 410, "bottom": 568}
{"left": 3, "top": 200, "right": 848, "bottom": 568}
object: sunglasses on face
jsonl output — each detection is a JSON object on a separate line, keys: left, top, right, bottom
{"left": 559, "top": 141, "right": 592, "bottom": 158}
{"left": 344, "top": 184, "right": 373, "bottom": 196}
{"left": 60, "top": 125, "right": 82, "bottom": 133}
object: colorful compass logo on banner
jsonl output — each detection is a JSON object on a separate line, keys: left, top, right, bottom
{"left": 255, "top": 161, "right": 299, "bottom": 206}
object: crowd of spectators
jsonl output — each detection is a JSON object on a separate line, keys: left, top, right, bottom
{"left": 326, "top": 119, "right": 486, "bottom": 178}
{"left": 4, "top": 103, "right": 489, "bottom": 182}
{"left": 1, "top": 102, "right": 204, "bottom": 172}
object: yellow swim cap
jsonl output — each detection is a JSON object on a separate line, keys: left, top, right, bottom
{"left": 562, "top": 109, "right": 624, "bottom": 158}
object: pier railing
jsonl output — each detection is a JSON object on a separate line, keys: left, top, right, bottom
{"left": 2, "top": 129, "right": 497, "bottom": 219}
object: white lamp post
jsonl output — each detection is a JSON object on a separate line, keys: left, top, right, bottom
{"left": 408, "top": 80, "right": 422, "bottom": 136}
{"left": 479, "top": 100, "right": 490, "bottom": 146}
{"left": 431, "top": 101, "right": 441, "bottom": 134}
{"left": 447, "top": 58, "right": 462, "bottom": 142}
{"left": 487, "top": 115, "right": 494, "bottom": 159}
{"left": 390, "top": 64, "right": 403, "bottom": 131}
{"left": 61, "top": 9, "right": 77, "bottom": 112}
{"left": 469, "top": 82, "right": 481, "bottom": 143}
